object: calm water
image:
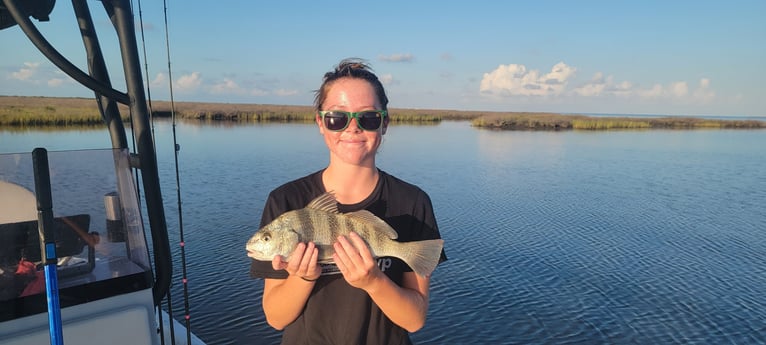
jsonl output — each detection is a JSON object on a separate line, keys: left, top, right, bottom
{"left": 2, "top": 121, "right": 765, "bottom": 344}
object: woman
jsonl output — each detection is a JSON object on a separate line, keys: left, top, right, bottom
{"left": 250, "top": 58, "right": 446, "bottom": 345}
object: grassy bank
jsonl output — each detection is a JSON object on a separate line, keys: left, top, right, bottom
{"left": 471, "top": 113, "right": 765, "bottom": 130}
{"left": 0, "top": 96, "right": 130, "bottom": 126}
{"left": 2, "top": 96, "right": 763, "bottom": 130}
{"left": 0, "top": 96, "right": 445, "bottom": 127}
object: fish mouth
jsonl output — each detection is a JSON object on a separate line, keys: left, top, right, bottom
{"left": 246, "top": 249, "right": 265, "bottom": 260}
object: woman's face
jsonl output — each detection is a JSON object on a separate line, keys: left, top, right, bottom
{"left": 317, "top": 77, "right": 387, "bottom": 167}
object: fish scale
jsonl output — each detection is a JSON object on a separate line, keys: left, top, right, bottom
{"left": 246, "top": 192, "right": 444, "bottom": 277}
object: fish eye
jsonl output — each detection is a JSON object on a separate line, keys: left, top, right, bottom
{"left": 263, "top": 233, "right": 270, "bottom": 242}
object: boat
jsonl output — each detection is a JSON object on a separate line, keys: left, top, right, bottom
{"left": 0, "top": 0, "right": 205, "bottom": 344}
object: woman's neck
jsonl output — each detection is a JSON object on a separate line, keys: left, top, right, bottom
{"left": 322, "top": 163, "right": 379, "bottom": 205}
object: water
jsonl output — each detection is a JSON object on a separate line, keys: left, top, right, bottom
{"left": 2, "top": 122, "right": 765, "bottom": 344}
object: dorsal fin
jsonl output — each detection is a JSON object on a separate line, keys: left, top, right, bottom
{"left": 346, "top": 210, "right": 399, "bottom": 239}
{"left": 305, "top": 192, "right": 339, "bottom": 214}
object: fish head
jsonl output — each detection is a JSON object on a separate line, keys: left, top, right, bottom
{"left": 245, "top": 216, "right": 301, "bottom": 261}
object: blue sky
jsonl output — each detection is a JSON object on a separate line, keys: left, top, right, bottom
{"left": 1, "top": 0, "right": 764, "bottom": 116}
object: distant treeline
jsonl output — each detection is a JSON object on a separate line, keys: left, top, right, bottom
{"left": 1, "top": 96, "right": 763, "bottom": 130}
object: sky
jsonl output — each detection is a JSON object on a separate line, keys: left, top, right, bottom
{"left": 1, "top": 0, "right": 764, "bottom": 117}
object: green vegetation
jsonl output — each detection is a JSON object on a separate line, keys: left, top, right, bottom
{"left": 0, "top": 96, "right": 445, "bottom": 127}
{"left": 2, "top": 96, "right": 763, "bottom": 130}
{"left": 0, "top": 104, "right": 119, "bottom": 126}
{"left": 472, "top": 113, "right": 765, "bottom": 130}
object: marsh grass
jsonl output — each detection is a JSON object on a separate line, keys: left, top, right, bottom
{"left": 0, "top": 96, "right": 130, "bottom": 126}
{"left": 472, "top": 113, "right": 765, "bottom": 130}
{"left": 0, "top": 96, "right": 446, "bottom": 127}
{"left": 2, "top": 96, "right": 763, "bottom": 130}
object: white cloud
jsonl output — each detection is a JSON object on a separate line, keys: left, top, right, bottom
{"left": 47, "top": 71, "right": 74, "bottom": 88}
{"left": 274, "top": 89, "right": 298, "bottom": 96}
{"left": 211, "top": 78, "right": 245, "bottom": 94}
{"left": 692, "top": 78, "right": 715, "bottom": 102}
{"left": 175, "top": 72, "right": 202, "bottom": 91}
{"left": 379, "top": 54, "right": 414, "bottom": 62}
{"left": 639, "top": 84, "right": 664, "bottom": 99}
{"left": 48, "top": 78, "right": 65, "bottom": 87}
{"left": 573, "top": 73, "right": 714, "bottom": 103}
{"left": 207, "top": 77, "right": 297, "bottom": 97}
{"left": 250, "top": 88, "right": 268, "bottom": 96}
{"left": 669, "top": 82, "right": 689, "bottom": 98}
{"left": 606, "top": 78, "right": 633, "bottom": 97}
{"left": 10, "top": 62, "right": 40, "bottom": 81}
{"left": 150, "top": 73, "right": 167, "bottom": 88}
{"left": 480, "top": 62, "right": 576, "bottom": 97}
{"left": 573, "top": 72, "right": 606, "bottom": 96}
{"left": 379, "top": 73, "right": 394, "bottom": 85}
{"left": 477, "top": 62, "right": 720, "bottom": 114}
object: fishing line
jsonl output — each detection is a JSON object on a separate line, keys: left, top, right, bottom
{"left": 135, "top": 0, "right": 156, "bottom": 147}
{"left": 160, "top": 0, "right": 193, "bottom": 343}
{"left": 135, "top": 0, "right": 192, "bottom": 342}
{"left": 134, "top": 0, "right": 185, "bottom": 344}
{"left": 132, "top": 1, "right": 172, "bottom": 344}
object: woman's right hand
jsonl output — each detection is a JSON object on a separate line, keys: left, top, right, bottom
{"left": 263, "top": 242, "right": 321, "bottom": 329}
{"left": 272, "top": 242, "right": 321, "bottom": 281}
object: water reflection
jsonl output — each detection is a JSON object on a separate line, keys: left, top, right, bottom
{"left": 2, "top": 122, "right": 765, "bottom": 345}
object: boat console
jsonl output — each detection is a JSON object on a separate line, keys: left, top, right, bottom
{"left": 0, "top": 149, "right": 157, "bottom": 344}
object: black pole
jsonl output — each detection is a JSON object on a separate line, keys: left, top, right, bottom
{"left": 32, "top": 147, "right": 65, "bottom": 345}
{"left": 1, "top": 0, "right": 130, "bottom": 104}
{"left": 71, "top": 0, "right": 128, "bottom": 150}
{"left": 102, "top": 0, "right": 172, "bottom": 306}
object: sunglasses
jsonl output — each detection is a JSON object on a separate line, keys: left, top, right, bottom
{"left": 319, "top": 110, "right": 387, "bottom": 132}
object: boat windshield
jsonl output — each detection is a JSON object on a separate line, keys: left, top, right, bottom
{"left": 0, "top": 148, "right": 153, "bottom": 321}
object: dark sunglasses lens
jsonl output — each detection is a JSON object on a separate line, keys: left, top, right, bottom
{"left": 358, "top": 111, "right": 382, "bottom": 130}
{"left": 324, "top": 112, "right": 349, "bottom": 131}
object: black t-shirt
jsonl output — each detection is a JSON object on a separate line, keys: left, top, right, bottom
{"left": 250, "top": 169, "right": 446, "bottom": 345}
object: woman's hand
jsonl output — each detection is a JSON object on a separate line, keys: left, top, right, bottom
{"left": 263, "top": 242, "right": 321, "bottom": 330}
{"left": 272, "top": 242, "right": 321, "bottom": 281}
{"left": 332, "top": 232, "right": 384, "bottom": 290}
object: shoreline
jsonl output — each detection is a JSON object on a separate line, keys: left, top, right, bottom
{"left": 1, "top": 95, "right": 764, "bottom": 130}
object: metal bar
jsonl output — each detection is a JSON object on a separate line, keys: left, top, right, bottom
{"left": 70, "top": 0, "right": 129, "bottom": 149}
{"left": 32, "top": 147, "right": 65, "bottom": 345}
{"left": 1, "top": 0, "right": 130, "bottom": 104}
{"left": 102, "top": 0, "right": 172, "bottom": 306}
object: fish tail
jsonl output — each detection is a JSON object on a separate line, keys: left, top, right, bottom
{"left": 395, "top": 239, "right": 444, "bottom": 277}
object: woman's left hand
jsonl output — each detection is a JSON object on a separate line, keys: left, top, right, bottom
{"left": 333, "top": 232, "right": 383, "bottom": 290}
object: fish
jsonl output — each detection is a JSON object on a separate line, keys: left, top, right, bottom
{"left": 246, "top": 192, "right": 444, "bottom": 277}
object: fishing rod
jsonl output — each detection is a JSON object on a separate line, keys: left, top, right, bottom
{"left": 32, "top": 147, "right": 64, "bottom": 345}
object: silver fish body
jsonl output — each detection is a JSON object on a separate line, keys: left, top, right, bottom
{"left": 246, "top": 192, "right": 443, "bottom": 277}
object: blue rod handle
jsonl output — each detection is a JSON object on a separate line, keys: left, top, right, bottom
{"left": 33, "top": 147, "right": 65, "bottom": 345}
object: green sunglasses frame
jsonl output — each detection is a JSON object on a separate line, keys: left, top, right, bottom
{"left": 318, "top": 110, "right": 388, "bottom": 132}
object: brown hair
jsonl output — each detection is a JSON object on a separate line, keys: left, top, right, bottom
{"left": 313, "top": 58, "right": 389, "bottom": 112}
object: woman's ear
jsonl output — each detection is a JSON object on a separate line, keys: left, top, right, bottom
{"left": 316, "top": 113, "right": 325, "bottom": 134}
{"left": 381, "top": 116, "right": 389, "bottom": 135}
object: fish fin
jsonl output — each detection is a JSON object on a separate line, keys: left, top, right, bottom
{"left": 306, "top": 192, "right": 339, "bottom": 214}
{"left": 346, "top": 210, "right": 399, "bottom": 239}
{"left": 395, "top": 239, "right": 444, "bottom": 277}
